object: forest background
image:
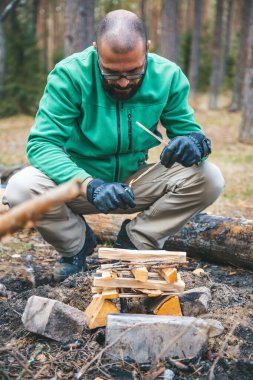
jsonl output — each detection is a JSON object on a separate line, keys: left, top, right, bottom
{"left": 0, "top": 0, "right": 253, "bottom": 219}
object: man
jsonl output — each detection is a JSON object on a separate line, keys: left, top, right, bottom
{"left": 3, "top": 10, "right": 224, "bottom": 281}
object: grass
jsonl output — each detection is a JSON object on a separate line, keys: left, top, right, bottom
{"left": 0, "top": 93, "right": 252, "bottom": 218}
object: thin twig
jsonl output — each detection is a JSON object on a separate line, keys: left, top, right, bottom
{"left": 129, "top": 161, "right": 161, "bottom": 187}
{"left": 76, "top": 322, "right": 159, "bottom": 379}
{"left": 76, "top": 318, "right": 211, "bottom": 379}
{"left": 9, "top": 350, "right": 34, "bottom": 378}
{"left": 33, "top": 364, "right": 51, "bottom": 380}
{"left": 136, "top": 121, "right": 168, "bottom": 145}
{"left": 0, "top": 369, "right": 11, "bottom": 380}
{"left": 152, "top": 319, "right": 210, "bottom": 367}
{"left": 208, "top": 320, "right": 239, "bottom": 380}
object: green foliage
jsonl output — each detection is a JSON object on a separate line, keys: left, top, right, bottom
{"left": 0, "top": 1, "right": 45, "bottom": 117}
{"left": 178, "top": 23, "right": 213, "bottom": 91}
{"left": 95, "top": 0, "right": 139, "bottom": 26}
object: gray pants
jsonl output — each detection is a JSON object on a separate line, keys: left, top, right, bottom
{"left": 2, "top": 161, "right": 224, "bottom": 256}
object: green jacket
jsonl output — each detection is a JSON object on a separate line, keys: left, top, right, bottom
{"left": 27, "top": 46, "right": 202, "bottom": 184}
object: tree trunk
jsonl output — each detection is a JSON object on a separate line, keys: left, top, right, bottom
{"left": 159, "top": 0, "right": 179, "bottom": 62}
{"left": 209, "top": 0, "right": 224, "bottom": 110}
{"left": 189, "top": 0, "right": 202, "bottom": 96}
{"left": 36, "top": 0, "right": 48, "bottom": 72}
{"left": 146, "top": 0, "right": 160, "bottom": 51}
{"left": 0, "top": 20, "right": 5, "bottom": 95}
{"left": 239, "top": 0, "right": 253, "bottom": 143}
{"left": 85, "top": 213, "right": 253, "bottom": 270}
{"left": 64, "top": 0, "right": 95, "bottom": 57}
{"left": 139, "top": 0, "right": 145, "bottom": 23}
{"left": 220, "top": 0, "right": 234, "bottom": 84}
{"left": 230, "top": 0, "right": 250, "bottom": 112}
{"left": 0, "top": 0, "right": 21, "bottom": 94}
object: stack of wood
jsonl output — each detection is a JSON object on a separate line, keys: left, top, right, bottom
{"left": 85, "top": 247, "right": 187, "bottom": 329}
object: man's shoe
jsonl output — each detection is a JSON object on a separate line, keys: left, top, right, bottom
{"left": 54, "top": 223, "right": 97, "bottom": 281}
{"left": 113, "top": 219, "right": 137, "bottom": 249}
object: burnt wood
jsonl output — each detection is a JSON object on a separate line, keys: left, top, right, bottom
{"left": 85, "top": 213, "right": 253, "bottom": 269}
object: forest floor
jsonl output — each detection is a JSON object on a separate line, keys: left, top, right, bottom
{"left": 0, "top": 94, "right": 253, "bottom": 379}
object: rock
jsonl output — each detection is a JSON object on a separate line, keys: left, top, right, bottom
{"left": 105, "top": 314, "right": 211, "bottom": 363}
{"left": 164, "top": 369, "right": 175, "bottom": 379}
{"left": 22, "top": 295, "right": 86, "bottom": 342}
{"left": 0, "top": 283, "right": 7, "bottom": 297}
{"left": 193, "top": 268, "right": 207, "bottom": 277}
{"left": 204, "top": 318, "right": 224, "bottom": 337}
{"left": 179, "top": 286, "right": 212, "bottom": 316}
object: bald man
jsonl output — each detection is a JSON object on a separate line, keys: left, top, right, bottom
{"left": 3, "top": 10, "right": 224, "bottom": 281}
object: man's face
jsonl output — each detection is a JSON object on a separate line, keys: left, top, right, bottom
{"left": 96, "top": 40, "right": 147, "bottom": 101}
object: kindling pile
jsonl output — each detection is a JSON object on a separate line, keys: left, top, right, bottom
{"left": 85, "top": 247, "right": 188, "bottom": 329}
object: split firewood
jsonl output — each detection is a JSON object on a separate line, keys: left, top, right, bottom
{"left": 0, "top": 179, "right": 82, "bottom": 238}
{"left": 86, "top": 213, "right": 253, "bottom": 269}
{"left": 100, "top": 270, "right": 118, "bottom": 280}
{"left": 159, "top": 268, "right": 178, "bottom": 283}
{"left": 93, "top": 273, "right": 185, "bottom": 292}
{"left": 131, "top": 266, "right": 149, "bottom": 282}
{"left": 150, "top": 295, "right": 182, "bottom": 316}
{"left": 93, "top": 288, "right": 119, "bottom": 299}
{"left": 96, "top": 269, "right": 179, "bottom": 282}
{"left": 135, "top": 288, "right": 163, "bottom": 297}
{"left": 85, "top": 295, "right": 120, "bottom": 329}
{"left": 98, "top": 247, "right": 187, "bottom": 263}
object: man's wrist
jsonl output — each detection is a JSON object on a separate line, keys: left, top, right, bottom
{"left": 86, "top": 178, "right": 105, "bottom": 203}
{"left": 189, "top": 133, "right": 212, "bottom": 158}
{"left": 80, "top": 177, "right": 94, "bottom": 197}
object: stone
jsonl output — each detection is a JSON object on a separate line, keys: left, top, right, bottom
{"left": 0, "top": 283, "right": 7, "bottom": 297}
{"left": 193, "top": 268, "right": 207, "bottom": 277}
{"left": 22, "top": 295, "right": 86, "bottom": 342}
{"left": 179, "top": 286, "right": 212, "bottom": 316}
{"left": 105, "top": 314, "right": 211, "bottom": 363}
{"left": 163, "top": 369, "right": 175, "bottom": 380}
{"left": 204, "top": 318, "right": 224, "bottom": 337}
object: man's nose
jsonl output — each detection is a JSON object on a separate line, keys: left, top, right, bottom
{"left": 117, "top": 77, "right": 130, "bottom": 88}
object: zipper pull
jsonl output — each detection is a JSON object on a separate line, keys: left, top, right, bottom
{"left": 128, "top": 113, "right": 132, "bottom": 151}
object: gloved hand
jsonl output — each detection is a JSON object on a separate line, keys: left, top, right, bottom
{"left": 160, "top": 132, "right": 211, "bottom": 168}
{"left": 87, "top": 178, "right": 136, "bottom": 214}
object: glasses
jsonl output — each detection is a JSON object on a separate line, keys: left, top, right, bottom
{"left": 97, "top": 55, "right": 147, "bottom": 81}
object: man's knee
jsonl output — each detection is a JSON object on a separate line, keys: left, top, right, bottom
{"left": 3, "top": 167, "right": 54, "bottom": 208}
{"left": 200, "top": 162, "right": 224, "bottom": 205}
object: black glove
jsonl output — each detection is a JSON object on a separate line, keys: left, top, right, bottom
{"left": 160, "top": 132, "right": 211, "bottom": 168}
{"left": 87, "top": 178, "right": 136, "bottom": 214}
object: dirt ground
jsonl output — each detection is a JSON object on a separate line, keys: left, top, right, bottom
{"left": 0, "top": 229, "right": 253, "bottom": 380}
{"left": 0, "top": 96, "right": 253, "bottom": 379}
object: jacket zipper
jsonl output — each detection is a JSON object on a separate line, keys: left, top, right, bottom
{"left": 115, "top": 100, "right": 121, "bottom": 181}
{"left": 128, "top": 113, "right": 132, "bottom": 151}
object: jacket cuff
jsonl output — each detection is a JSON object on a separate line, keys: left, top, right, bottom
{"left": 87, "top": 178, "right": 105, "bottom": 202}
{"left": 189, "top": 132, "right": 212, "bottom": 158}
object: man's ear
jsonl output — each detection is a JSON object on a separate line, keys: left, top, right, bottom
{"left": 93, "top": 41, "right": 97, "bottom": 49}
{"left": 147, "top": 40, "right": 151, "bottom": 51}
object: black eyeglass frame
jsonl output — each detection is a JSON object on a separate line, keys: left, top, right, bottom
{"left": 97, "top": 53, "right": 148, "bottom": 81}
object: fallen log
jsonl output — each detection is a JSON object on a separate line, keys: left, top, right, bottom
{"left": 85, "top": 213, "right": 253, "bottom": 270}
{"left": 0, "top": 179, "right": 82, "bottom": 238}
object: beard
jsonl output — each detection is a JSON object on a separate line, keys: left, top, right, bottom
{"left": 102, "top": 78, "right": 143, "bottom": 101}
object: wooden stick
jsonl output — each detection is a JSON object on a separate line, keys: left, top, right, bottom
{"left": 128, "top": 121, "right": 168, "bottom": 187}
{"left": 129, "top": 161, "right": 161, "bottom": 187}
{"left": 98, "top": 247, "right": 187, "bottom": 263}
{"left": 136, "top": 121, "right": 168, "bottom": 145}
{"left": 93, "top": 274, "right": 185, "bottom": 292}
{"left": 0, "top": 179, "right": 82, "bottom": 238}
